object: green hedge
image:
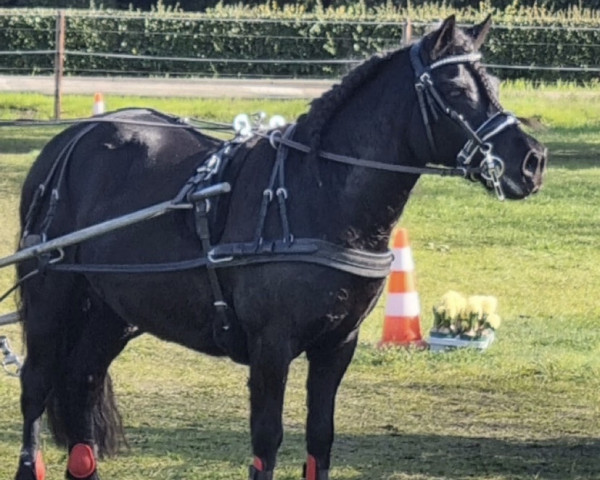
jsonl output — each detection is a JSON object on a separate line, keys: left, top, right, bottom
{"left": 0, "top": 4, "right": 599, "bottom": 81}
{"left": 6, "top": 0, "right": 600, "bottom": 12}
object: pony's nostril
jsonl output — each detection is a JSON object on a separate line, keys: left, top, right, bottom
{"left": 522, "top": 150, "right": 545, "bottom": 178}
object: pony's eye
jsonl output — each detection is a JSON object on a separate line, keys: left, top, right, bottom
{"left": 449, "top": 89, "right": 464, "bottom": 98}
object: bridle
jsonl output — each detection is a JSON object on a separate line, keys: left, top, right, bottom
{"left": 409, "top": 41, "right": 519, "bottom": 200}
{"left": 260, "top": 40, "right": 520, "bottom": 200}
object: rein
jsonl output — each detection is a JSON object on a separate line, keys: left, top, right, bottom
{"left": 259, "top": 130, "right": 476, "bottom": 178}
{"left": 255, "top": 40, "right": 517, "bottom": 200}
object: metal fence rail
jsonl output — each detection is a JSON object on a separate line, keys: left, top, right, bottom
{"left": 0, "top": 11, "right": 599, "bottom": 116}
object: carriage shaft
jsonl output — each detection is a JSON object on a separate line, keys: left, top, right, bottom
{"left": 0, "top": 200, "right": 189, "bottom": 270}
{"left": 0, "top": 311, "right": 19, "bottom": 326}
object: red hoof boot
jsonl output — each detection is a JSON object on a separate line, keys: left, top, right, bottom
{"left": 248, "top": 457, "right": 273, "bottom": 480}
{"left": 303, "top": 455, "right": 329, "bottom": 480}
{"left": 67, "top": 444, "right": 97, "bottom": 479}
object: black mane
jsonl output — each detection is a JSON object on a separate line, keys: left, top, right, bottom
{"left": 301, "top": 48, "right": 403, "bottom": 161}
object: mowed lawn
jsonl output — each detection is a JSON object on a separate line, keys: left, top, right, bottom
{"left": 0, "top": 84, "right": 599, "bottom": 480}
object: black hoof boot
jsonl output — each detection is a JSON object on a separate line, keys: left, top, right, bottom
{"left": 302, "top": 455, "right": 329, "bottom": 480}
{"left": 248, "top": 465, "right": 274, "bottom": 480}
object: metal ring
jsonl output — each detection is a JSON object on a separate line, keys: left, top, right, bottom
{"left": 276, "top": 187, "right": 288, "bottom": 199}
{"left": 479, "top": 143, "right": 493, "bottom": 154}
{"left": 49, "top": 248, "right": 65, "bottom": 264}
{"left": 269, "top": 130, "right": 282, "bottom": 149}
{"left": 480, "top": 155, "right": 505, "bottom": 181}
{"left": 263, "top": 189, "right": 273, "bottom": 201}
{"left": 419, "top": 72, "right": 432, "bottom": 85}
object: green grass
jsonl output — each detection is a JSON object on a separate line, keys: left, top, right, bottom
{"left": 1, "top": 84, "right": 600, "bottom": 480}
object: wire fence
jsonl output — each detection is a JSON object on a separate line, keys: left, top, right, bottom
{"left": 0, "top": 14, "right": 599, "bottom": 80}
{"left": 1, "top": 47, "right": 599, "bottom": 79}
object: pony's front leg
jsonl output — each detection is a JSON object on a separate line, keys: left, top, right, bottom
{"left": 247, "top": 331, "right": 292, "bottom": 480}
{"left": 303, "top": 334, "right": 358, "bottom": 480}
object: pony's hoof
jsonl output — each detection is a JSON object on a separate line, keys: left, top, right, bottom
{"left": 15, "top": 451, "right": 45, "bottom": 480}
{"left": 302, "top": 471, "right": 330, "bottom": 480}
{"left": 302, "top": 459, "right": 329, "bottom": 480}
{"left": 248, "top": 465, "right": 273, "bottom": 480}
{"left": 65, "top": 471, "right": 101, "bottom": 480}
{"left": 14, "top": 465, "right": 36, "bottom": 480}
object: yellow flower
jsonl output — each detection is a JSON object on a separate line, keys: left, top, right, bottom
{"left": 486, "top": 313, "right": 502, "bottom": 330}
{"left": 466, "top": 295, "right": 484, "bottom": 319}
{"left": 438, "top": 290, "right": 466, "bottom": 321}
{"left": 481, "top": 296, "right": 498, "bottom": 316}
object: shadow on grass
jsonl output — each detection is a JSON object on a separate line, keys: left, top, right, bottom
{"left": 0, "top": 127, "right": 62, "bottom": 154}
{"left": 2, "top": 406, "right": 599, "bottom": 479}
{"left": 545, "top": 143, "right": 598, "bottom": 170}
{"left": 110, "top": 426, "right": 600, "bottom": 479}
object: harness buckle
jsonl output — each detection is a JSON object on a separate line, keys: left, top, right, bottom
{"left": 416, "top": 72, "right": 433, "bottom": 90}
{"left": 207, "top": 250, "right": 234, "bottom": 265}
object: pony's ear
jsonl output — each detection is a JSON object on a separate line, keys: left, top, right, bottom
{"left": 466, "top": 15, "right": 493, "bottom": 50}
{"left": 429, "top": 15, "right": 456, "bottom": 60}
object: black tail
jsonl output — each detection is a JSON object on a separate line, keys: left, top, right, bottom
{"left": 19, "top": 277, "right": 125, "bottom": 458}
{"left": 46, "top": 373, "right": 125, "bottom": 457}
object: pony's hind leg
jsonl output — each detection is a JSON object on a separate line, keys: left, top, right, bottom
{"left": 56, "top": 293, "right": 132, "bottom": 480}
{"left": 15, "top": 274, "right": 79, "bottom": 480}
{"left": 14, "top": 333, "right": 57, "bottom": 480}
{"left": 303, "top": 334, "right": 359, "bottom": 480}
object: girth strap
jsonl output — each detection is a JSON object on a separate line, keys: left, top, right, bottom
{"left": 48, "top": 238, "right": 393, "bottom": 279}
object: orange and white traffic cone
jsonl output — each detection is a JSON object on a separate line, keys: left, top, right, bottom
{"left": 92, "top": 92, "right": 105, "bottom": 116}
{"left": 380, "top": 228, "right": 426, "bottom": 348}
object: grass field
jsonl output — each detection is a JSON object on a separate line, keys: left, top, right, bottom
{"left": 0, "top": 83, "right": 599, "bottom": 480}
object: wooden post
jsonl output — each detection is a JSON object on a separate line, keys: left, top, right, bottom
{"left": 54, "top": 10, "right": 65, "bottom": 120}
{"left": 403, "top": 18, "right": 412, "bottom": 47}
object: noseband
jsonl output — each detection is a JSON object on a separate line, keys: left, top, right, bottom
{"left": 410, "top": 41, "right": 518, "bottom": 200}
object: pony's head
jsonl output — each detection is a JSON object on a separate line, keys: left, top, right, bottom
{"left": 408, "top": 15, "right": 546, "bottom": 199}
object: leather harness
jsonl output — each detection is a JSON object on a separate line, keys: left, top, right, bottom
{"left": 11, "top": 39, "right": 521, "bottom": 346}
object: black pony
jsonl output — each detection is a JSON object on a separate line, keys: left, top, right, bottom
{"left": 14, "top": 16, "right": 546, "bottom": 480}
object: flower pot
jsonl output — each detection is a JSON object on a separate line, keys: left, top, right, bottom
{"left": 428, "top": 330, "right": 495, "bottom": 352}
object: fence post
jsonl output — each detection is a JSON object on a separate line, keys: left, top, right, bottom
{"left": 54, "top": 10, "right": 65, "bottom": 120}
{"left": 403, "top": 18, "right": 412, "bottom": 46}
